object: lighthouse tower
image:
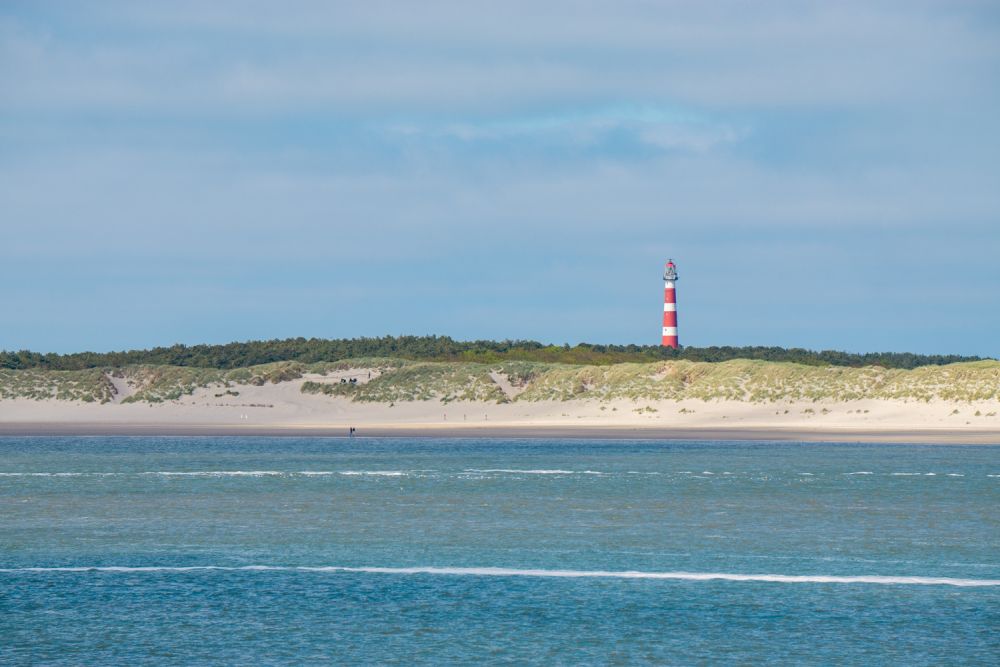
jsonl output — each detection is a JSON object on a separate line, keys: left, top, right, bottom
{"left": 662, "top": 259, "right": 679, "bottom": 348}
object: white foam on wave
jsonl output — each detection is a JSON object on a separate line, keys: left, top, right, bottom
{"left": 142, "top": 471, "right": 287, "bottom": 477}
{"left": 0, "top": 470, "right": 414, "bottom": 478}
{"left": 1, "top": 469, "right": 592, "bottom": 478}
{"left": 0, "top": 472, "right": 123, "bottom": 477}
{"left": 1, "top": 470, "right": 989, "bottom": 481}
{"left": 1, "top": 565, "right": 996, "bottom": 587}
{"left": 338, "top": 471, "right": 406, "bottom": 476}
{"left": 105, "top": 470, "right": 406, "bottom": 477}
{"left": 464, "top": 469, "right": 580, "bottom": 475}
{"left": 0, "top": 472, "right": 86, "bottom": 477}
{"left": 471, "top": 469, "right": 616, "bottom": 476}
{"left": 300, "top": 471, "right": 410, "bottom": 476}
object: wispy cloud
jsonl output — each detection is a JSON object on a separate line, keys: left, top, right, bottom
{"left": 384, "top": 106, "right": 743, "bottom": 155}
{"left": 3, "top": 2, "right": 996, "bottom": 113}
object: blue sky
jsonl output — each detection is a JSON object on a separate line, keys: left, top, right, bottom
{"left": 2, "top": 1, "right": 999, "bottom": 355}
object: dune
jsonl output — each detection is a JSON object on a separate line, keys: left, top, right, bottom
{"left": 2, "top": 359, "right": 999, "bottom": 442}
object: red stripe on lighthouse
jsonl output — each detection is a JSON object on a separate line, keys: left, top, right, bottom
{"left": 661, "top": 260, "right": 679, "bottom": 349}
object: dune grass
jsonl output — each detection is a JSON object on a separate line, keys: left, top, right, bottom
{"left": 0, "top": 368, "right": 115, "bottom": 403}
{"left": 119, "top": 358, "right": 406, "bottom": 403}
{"left": 304, "top": 362, "right": 506, "bottom": 403}
{"left": 513, "top": 359, "right": 1000, "bottom": 403}
{"left": 2, "top": 358, "right": 998, "bottom": 404}
{"left": 302, "top": 358, "right": 1000, "bottom": 404}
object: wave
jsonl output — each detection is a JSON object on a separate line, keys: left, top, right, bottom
{"left": 141, "top": 471, "right": 286, "bottom": 477}
{"left": 0, "top": 470, "right": 411, "bottom": 477}
{"left": 338, "top": 471, "right": 406, "bottom": 476}
{"left": 0, "top": 472, "right": 109, "bottom": 477}
{"left": 1, "top": 470, "right": 989, "bottom": 479}
{"left": 3, "top": 469, "right": 605, "bottom": 477}
{"left": 462, "top": 469, "right": 604, "bottom": 475}
{"left": 0, "top": 565, "right": 996, "bottom": 587}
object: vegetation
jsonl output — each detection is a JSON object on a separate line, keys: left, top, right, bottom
{"left": 0, "top": 359, "right": 398, "bottom": 404}
{"left": 117, "top": 359, "right": 399, "bottom": 403}
{"left": 2, "top": 356, "right": 998, "bottom": 405}
{"left": 303, "top": 362, "right": 506, "bottom": 403}
{"left": 0, "top": 336, "right": 985, "bottom": 371}
{"left": 0, "top": 368, "right": 115, "bottom": 403}
{"left": 500, "top": 359, "right": 1000, "bottom": 403}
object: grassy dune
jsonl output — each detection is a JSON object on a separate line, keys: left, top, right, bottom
{"left": 2, "top": 359, "right": 999, "bottom": 404}
{"left": 0, "top": 368, "right": 116, "bottom": 403}
{"left": 326, "top": 358, "right": 1000, "bottom": 404}
{"left": 510, "top": 359, "right": 1000, "bottom": 403}
{"left": 303, "top": 362, "right": 506, "bottom": 403}
{"left": 119, "top": 358, "right": 402, "bottom": 403}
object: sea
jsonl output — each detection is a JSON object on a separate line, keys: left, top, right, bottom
{"left": 1, "top": 436, "right": 998, "bottom": 665}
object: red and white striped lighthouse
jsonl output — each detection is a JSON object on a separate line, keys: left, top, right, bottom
{"left": 661, "top": 259, "right": 679, "bottom": 348}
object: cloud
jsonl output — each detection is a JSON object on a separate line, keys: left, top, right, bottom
{"left": 2, "top": 1, "right": 997, "bottom": 114}
{"left": 384, "top": 106, "right": 744, "bottom": 155}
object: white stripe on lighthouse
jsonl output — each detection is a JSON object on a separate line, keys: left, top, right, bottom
{"left": 662, "top": 327, "right": 678, "bottom": 336}
{"left": 663, "top": 302, "right": 676, "bottom": 312}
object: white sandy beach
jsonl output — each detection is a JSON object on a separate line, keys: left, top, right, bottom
{"left": 1, "top": 371, "right": 998, "bottom": 443}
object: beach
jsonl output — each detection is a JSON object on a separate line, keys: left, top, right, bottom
{"left": 2, "top": 380, "right": 998, "bottom": 443}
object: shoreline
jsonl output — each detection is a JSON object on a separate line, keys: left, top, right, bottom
{"left": 0, "top": 421, "right": 997, "bottom": 444}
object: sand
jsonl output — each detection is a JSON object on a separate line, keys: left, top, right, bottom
{"left": 1, "top": 374, "right": 998, "bottom": 443}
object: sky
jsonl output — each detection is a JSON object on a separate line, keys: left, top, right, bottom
{"left": 2, "top": 1, "right": 999, "bottom": 356}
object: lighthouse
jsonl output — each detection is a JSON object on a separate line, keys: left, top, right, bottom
{"left": 662, "top": 259, "right": 679, "bottom": 348}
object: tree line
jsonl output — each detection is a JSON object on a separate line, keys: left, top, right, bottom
{"left": 0, "top": 336, "right": 984, "bottom": 371}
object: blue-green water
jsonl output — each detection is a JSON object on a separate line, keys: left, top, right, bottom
{"left": 1, "top": 437, "right": 998, "bottom": 665}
